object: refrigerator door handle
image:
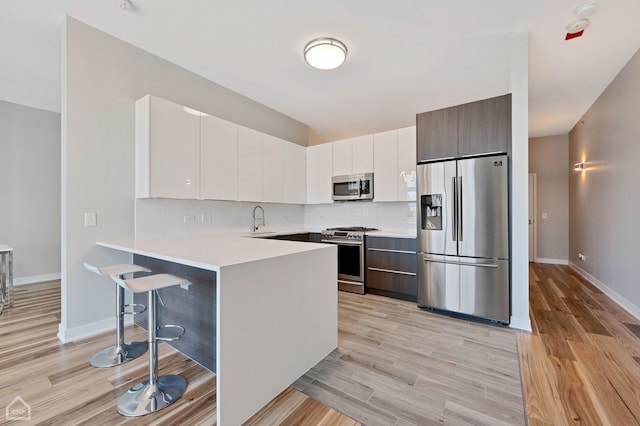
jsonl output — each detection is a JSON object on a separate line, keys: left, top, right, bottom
{"left": 458, "top": 176, "right": 463, "bottom": 242}
{"left": 421, "top": 256, "right": 498, "bottom": 268}
{"left": 451, "top": 177, "right": 457, "bottom": 241}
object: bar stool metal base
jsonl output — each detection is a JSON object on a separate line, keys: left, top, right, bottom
{"left": 117, "top": 375, "right": 187, "bottom": 416}
{"left": 89, "top": 341, "right": 148, "bottom": 368}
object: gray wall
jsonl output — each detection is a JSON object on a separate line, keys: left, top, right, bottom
{"left": 62, "top": 18, "right": 308, "bottom": 333}
{"left": 569, "top": 48, "right": 640, "bottom": 311}
{"left": 529, "top": 134, "right": 569, "bottom": 262}
{"left": 0, "top": 100, "right": 60, "bottom": 281}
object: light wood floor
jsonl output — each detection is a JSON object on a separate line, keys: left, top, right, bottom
{"left": 519, "top": 263, "right": 640, "bottom": 425}
{"left": 3, "top": 264, "right": 640, "bottom": 425}
{"left": 0, "top": 281, "right": 356, "bottom": 425}
{"left": 294, "top": 291, "right": 525, "bottom": 425}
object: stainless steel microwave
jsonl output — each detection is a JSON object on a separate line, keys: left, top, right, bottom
{"left": 332, "top": 173, "right": 374, "bottom": 201}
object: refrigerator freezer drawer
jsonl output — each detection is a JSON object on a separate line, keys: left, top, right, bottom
{"left": 418, "top": 255, "right": 510, "bottom": 323}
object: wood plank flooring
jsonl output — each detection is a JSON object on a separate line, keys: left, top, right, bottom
{"left": 3, "top": 264, "right": 640, "bottom": 425}
{"left": 0, "top": 281, "right": 356, "bottom": 425}
{"left": 293, "top": 292, "right": 525, "bottom": 425}
{"left": 519, "top": 263, "right": 640, "bottom": 425}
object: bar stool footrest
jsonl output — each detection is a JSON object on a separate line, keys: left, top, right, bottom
{"left": 156, "top": 324, "right": 185, "bottom": 342}
{"left": 123, "top": 303, "right": 146, "bottom": 316}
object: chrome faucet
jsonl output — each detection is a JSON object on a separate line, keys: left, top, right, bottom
{"left": 251, "top": 205, "right": 265, "bottom": 232}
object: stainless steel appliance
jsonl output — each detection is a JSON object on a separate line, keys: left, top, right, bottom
{"left": 321, "top": 226, "right": 378, "bottom": 294}
{"left": 417, "top": 154, "right": 510, "bottom": 323}
{"left": 332, "top": 173, "right": 374, "bottom": 201}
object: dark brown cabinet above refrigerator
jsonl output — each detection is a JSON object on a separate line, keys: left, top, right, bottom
{"left": 416, "top": 94, "right": 511, "bottom": 163}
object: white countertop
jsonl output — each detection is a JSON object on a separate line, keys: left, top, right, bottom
{"left": 97, "top": 235, "right": 330, "bottom": 272}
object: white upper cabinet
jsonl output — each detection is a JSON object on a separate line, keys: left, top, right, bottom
{"left": 200, "top": 114, "right": 238, "bottom": 201}
{"left": 351, "top": 135, "right": 374, "bottom": 174}
{"left": 373, "top": 130, "right": 398, "bottom": 202}
{"left": 307, "top": 143, "right": 333, "bottom": 204}
{"left": 284, "top": 142, "right": 307, "bottom": 204}
{"left": 332, "top": 138, "right": 352, "bottom": 176}
{"left": 397, "top": 126, "right": 417, "bottom": 201}
{"left": 237, "top": 126, "right": 263, "bottom": 202}
{"left": 262, "top": 134, "right": 285, "bottom": 203}
{"left": 332, "top": 136, "right": 374, "bottom": 176}
{"left": 136, "top": 95, "right": 200, "bottom": 199}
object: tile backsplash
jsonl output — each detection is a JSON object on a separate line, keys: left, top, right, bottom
{"left": 135, "top": 199, "right": 305, "bottom": 239}
{"left": 135, "top": 199, "right": 417, "bottom": 238}
{"left": 304, "top": 201, "right": 417, "bottom": 231}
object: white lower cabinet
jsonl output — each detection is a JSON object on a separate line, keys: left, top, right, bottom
{"left": 307, "top": 143, "right": 333, "bottom": 204}
{"left": 237, "top": 126, "right": 263, "bottom": 202}
{"left": 200, "top": 114, "right": 238, "bottom": 201}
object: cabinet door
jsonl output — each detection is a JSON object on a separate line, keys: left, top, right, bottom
{"left": 306, "top": 143, "right": 333, "bottom": 204}
{"left": 373, "top": 130, "right": 398, "bottom": 202}
{"left": 351, "top": 135, "right": 374, "bottom": 174}
{"left": 397, "top": 126, "right": 417, "bottom": 201}
{"left": 262, "top": 134, "right": 285, "bottom": 203}
{"left": 332, "top": 139, "right": 352, "bottom": 176}
{"left": 416, "top": 107, "right": 458, "bottom": 163}
{"left": 237, "top": 126, "right": 263, "bottom": 202}
{"left": 142, "top": 95, "right": 201, "bottom": 199}
{"left": 458, "top": 94, "right": 510, "bottom": 157}
{"left": 200, "top": 114, "right": 238, "bottom": 201}
{"left": 284, "top": 142, "right": 306, "bottom": 204}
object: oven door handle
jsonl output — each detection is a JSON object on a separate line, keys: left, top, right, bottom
{"left": 321, "top": 239, "right": 363, "bottom": 246}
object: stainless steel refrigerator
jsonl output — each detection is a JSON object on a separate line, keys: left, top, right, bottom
{"left": 417, "top": 154, "right": 510, "bottom": 323}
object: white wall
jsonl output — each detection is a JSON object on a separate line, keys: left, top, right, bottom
{"left": 60, "top": 17, "right": 308, "bottom": 340}
{"left": 0, "top": 100, "right": 61, "bottom": 283}
{"left": 569, "top": 47, "right": 640, "bottom": 318}
{"left": 529, "top": 134, "right": 569, "bottom": 263}
{"left": 136, "top": 199, "right": 304, "bottom": 238}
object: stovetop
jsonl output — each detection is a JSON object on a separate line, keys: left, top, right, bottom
{"left": 324, "top": 226, "right": 379, "bottom": 232}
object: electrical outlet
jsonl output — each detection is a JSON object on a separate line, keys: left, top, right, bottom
{"left": 202, "top": 213, "right": 213, "bottom": 224}
{"left": 542, "top": 213, "right": 548, "bottom": 219}
{"left": 578, "top": 253, "right": 587, "bottom": 261}
{"left": 84, "top": 212, "right": 97, "bottom": 227}
{"left": 183, "top": 214, "right": 196, "bottom": 224}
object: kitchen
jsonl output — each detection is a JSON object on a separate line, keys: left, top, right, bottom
{"left": 2, "top": 1, "right": 640, "bottom": 425}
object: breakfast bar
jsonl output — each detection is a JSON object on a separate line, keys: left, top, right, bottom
{"left": 97, "top": 235, "right": 337, "bottom": 425}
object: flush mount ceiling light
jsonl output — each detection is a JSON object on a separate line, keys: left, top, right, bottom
{"left": 304, "top": 38, "right": 347, "bottom": 70}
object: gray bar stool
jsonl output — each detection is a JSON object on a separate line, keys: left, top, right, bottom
{"left": 83, "top": 263, "right": 150, "bottom": 367}
{"left": 114, "top": 273, "right": 190, "bottom": 417}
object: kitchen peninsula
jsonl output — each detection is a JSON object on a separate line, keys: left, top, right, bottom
{"left": 97, "top": 235, "right": 337, "bottom": 425}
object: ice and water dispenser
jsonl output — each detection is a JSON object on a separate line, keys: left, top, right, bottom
{"left": 421, "top": 194, "right": 442, "bottom": 230}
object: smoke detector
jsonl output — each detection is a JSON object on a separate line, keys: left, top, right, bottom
{"left": 565, "top": 18, "right": 590, "bottom": 34}
{"left": 574, "top": 2, "right": 599, "bottom": 18}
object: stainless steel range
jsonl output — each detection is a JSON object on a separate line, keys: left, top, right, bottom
{"left": 321, "top": 227, "right": 378, "bottom": 294}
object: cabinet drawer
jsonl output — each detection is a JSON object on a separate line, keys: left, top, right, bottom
{"left": 366, "top": 250, "right": 416, "bottom": 273}
{"left": 366, "top": 269, "right": 417, "bottom": 301}
{"left": 366, "top": 236, "right": 416, "bottom": 252}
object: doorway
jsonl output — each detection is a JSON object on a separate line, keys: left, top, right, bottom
{"left": 528, "top": 174, "right": 537, "bottom": 262}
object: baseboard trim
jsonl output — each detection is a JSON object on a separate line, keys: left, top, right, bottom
{"left": 57, "top": 316, "right": 134, "bottom": 344}
{"left": 509, "top": 316, "right": 532, "bottom": 332}
{"left": 535, "top": 258, "right": 569, "bottom": 265}
{"left": 14, "top": 272, "right": 61, "bottom": 286}
{"left": 569, "top": 262, "right": 640, "bottom": 321}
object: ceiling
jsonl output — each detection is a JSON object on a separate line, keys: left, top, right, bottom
{"left": 1, "top": 1, "right": 639, "bottom": 143}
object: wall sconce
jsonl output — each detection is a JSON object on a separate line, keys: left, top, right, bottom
{"left": 574, "top": 162, "right": 586, "bottom": 171}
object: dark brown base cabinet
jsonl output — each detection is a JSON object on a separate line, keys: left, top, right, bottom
{"left": 365, "top": 236, "right": 417, "bottom": 302}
